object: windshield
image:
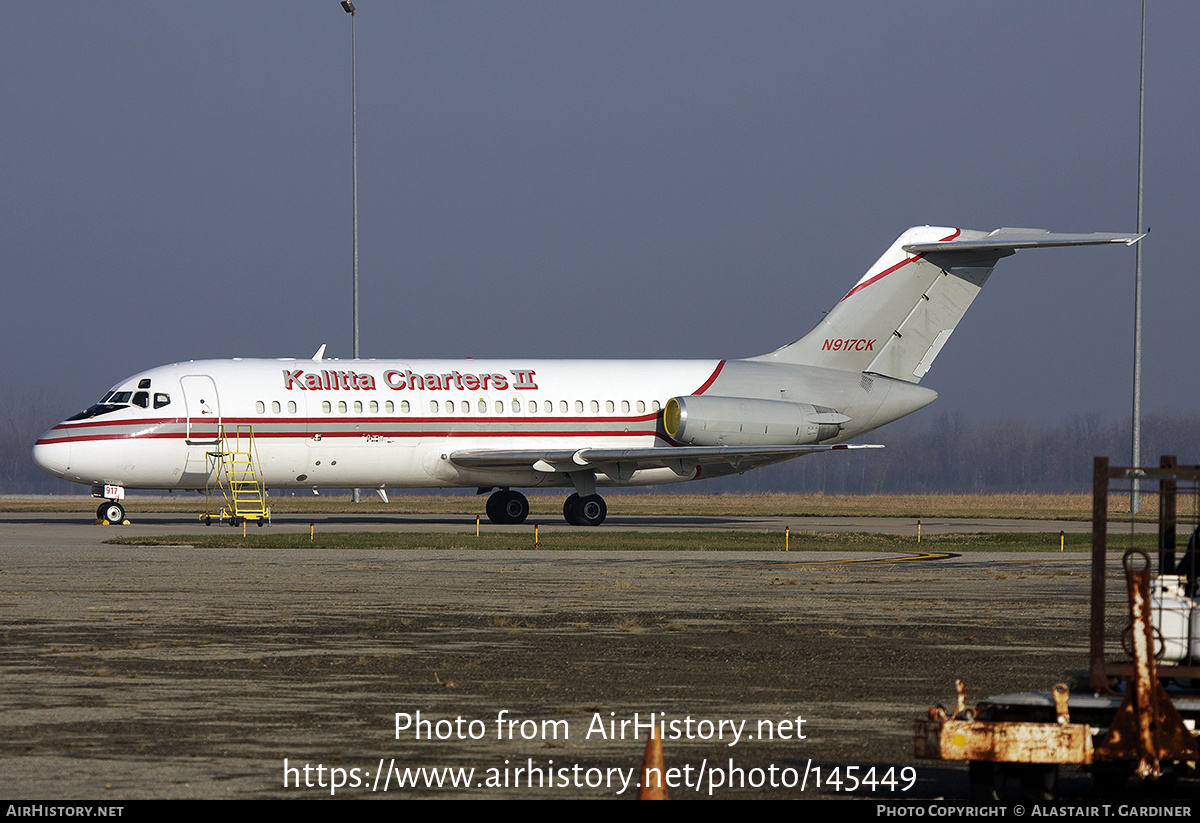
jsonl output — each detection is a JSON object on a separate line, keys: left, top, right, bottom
{"left": 66, "top": 403, "right": 127, "bottom": 421}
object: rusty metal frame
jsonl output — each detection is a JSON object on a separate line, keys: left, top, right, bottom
{"left": 1091, "top": 456, "right": 1200, "bottom": 689}
{"left": 1092, "top": 550, "right": 1200, "bottom": 778}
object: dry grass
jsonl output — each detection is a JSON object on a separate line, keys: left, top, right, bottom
{"left": 3, "top": 491, "right": 1137, "bottom": 520}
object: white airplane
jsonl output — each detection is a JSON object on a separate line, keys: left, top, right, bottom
{"left": 33, "top": 225, "right": 1140, "bottom": 526}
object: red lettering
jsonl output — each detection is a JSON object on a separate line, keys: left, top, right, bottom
{"left": 511, "top": 369, "right": 538, "bottom": 390}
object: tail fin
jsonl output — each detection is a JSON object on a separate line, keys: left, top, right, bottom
{"left": 751, "top": 226, "right": 1142, "bottom": 382}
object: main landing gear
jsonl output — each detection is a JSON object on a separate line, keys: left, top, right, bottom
{"left": 563, "top": 493, "right": 606, "bottom": 526}
{"left": 482, "top": 489, "right": 609, "bottom": 526}
{"left": 485, "top": 489, "right": 529, "bottom": 525}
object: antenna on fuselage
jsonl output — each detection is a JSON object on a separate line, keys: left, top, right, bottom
{"left": 312, "top": 344, "right": 327, "bottom": 362}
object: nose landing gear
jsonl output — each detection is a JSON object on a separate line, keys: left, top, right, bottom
{"left": 96, "top": 501, "right": 125, "bottom": 524}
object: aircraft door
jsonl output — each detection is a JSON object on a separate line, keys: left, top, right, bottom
{"left": 181, "top": 375, "right": 222, "bottom": 445}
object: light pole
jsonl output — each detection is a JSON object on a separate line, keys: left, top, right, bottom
{"left": 342, "top": 1, "right": 361, "bottom": 504}
{"left": 1132, "top": 0, "right": 1145, "bottom": 512}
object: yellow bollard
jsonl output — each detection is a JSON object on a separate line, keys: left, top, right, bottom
{"left": 476, "top": 514, "right": 480, "bottom": 537}
{"left": 917, "top": 519, "right": 921, "bottom": 544}
{"left": 1060, "top": 530, "right": 1065, "bottom": 552}
{"left": 310, "top": 522, "right": 314, "bottom": 542}
{"left": 785, "top": 525, "right": 789, "bottom": 552}
{"left": 534, "top": 523, "right": 539, "bottom": 548}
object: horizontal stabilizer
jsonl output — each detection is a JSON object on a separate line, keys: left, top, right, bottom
{"left": 904, "top": 228, "right": 1144, "bottom": 255}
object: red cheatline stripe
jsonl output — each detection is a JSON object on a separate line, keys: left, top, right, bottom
{"left": 49, "top": 412, "right": 661, "bottom": 432}
{"left": 839, "top": 229, "right": 960, "bottom": 302}
{"left": 39, "top": 428, "right": 664, "bottom": 445}
{"left": 692, "top": 360, "right": 725, "bottom": 395}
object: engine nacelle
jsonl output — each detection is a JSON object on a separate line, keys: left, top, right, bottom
{"left": 663, "top": 395, "right": 849, "bottom": 447}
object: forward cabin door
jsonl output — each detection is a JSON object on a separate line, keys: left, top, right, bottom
{"left": 181, "top": 375, "right": 222, "bottom": 445}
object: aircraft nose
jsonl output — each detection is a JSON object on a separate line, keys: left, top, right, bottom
{"left": 32, "top": 437, "right": 71, "bottom": 478}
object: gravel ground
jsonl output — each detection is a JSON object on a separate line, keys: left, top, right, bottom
{"left": 0, "top": 514, "right": 1189, "bottom": 800}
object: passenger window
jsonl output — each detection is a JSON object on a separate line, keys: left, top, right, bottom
{"left": 338, "top": 401, "right": 347, "bottom": 414}
{"left": 322, "top": 401, "right": 332, "bottom": 414}
{"left": 637, "top": 401, "right": 646, "bottom": 413}
{"left": 385, "top": 401, "right": 394, "bottom": 413}
{"left": 621, "top": 400, "right": 630, "bottom": 413}
{"left": 370, "top": 400, "right": 378, "bottom": 413}
{"left": 354, "top": 400, "right": 363, "bottom": 414}
{"left": 652, "top": 401, "right": 661, "bottom": 412}
{"left": 544, "top": 400, "right": 552, "bottom": 414}
{"left": 430, "top": 400, "right": 439, "bottom": 413}
{"left": 400, "top": 400, "right": 409, "bottom": 413}
{"left": 256, "top": 401, "right": 266, "bottom": 414}
{"left": 512, "top": 399, "right": 520, "bottom": 413}
{"left": 272, "top": 401, "right": 281, "bottom": 414}
{"left": 154, "top": 393, "right": 171, "bottom": 409}
{"left": 528, "top": 401, "right": 537, "bottom": 414}
{"left": 606, "top": 400, "right": 615, "bottom": 413}
{"left": 478, "top": 399, "right": 487, "bottom": 413}
{"left": 288, "top": 401, "right": 297, "bottom": 414}
{"left": 559, "top": 400, "right": 568, "bottom": 414}
{"left": 495, "top": 401, "right": 503, "bottom": 413}
{"left": 590, "top": 400, "right": 599, "bottom": 413}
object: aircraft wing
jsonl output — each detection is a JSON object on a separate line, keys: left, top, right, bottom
{"left": 449, "top": 443, "right": 882, "bottom": 479}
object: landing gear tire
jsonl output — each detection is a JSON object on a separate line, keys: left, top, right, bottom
{"left": 98, "top": 501, "right": 125, "bottom": 523}
{"left": 563, "top": 493, "right": 606, "bottom": 526}
{"left": 485, "top": 489, "right": 529, "bottom": 525}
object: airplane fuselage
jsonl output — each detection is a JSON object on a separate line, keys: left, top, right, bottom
{"left": 32, "top": 356, "right": 935, "bottom": 493}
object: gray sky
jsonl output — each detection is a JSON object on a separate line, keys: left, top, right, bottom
{"left": 5, "top": 1, "right": 1198, "bottom": 429}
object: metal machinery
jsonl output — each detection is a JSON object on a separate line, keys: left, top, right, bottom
{"left": 915, "top": 456, "right": 1200, "bottom": 800}
{"left": 201, "top": 424, "right": 269, "bottom": 527}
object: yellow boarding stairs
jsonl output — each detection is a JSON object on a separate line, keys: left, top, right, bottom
{"left": 201, "top": 424, "right": 270, "bottom": 526}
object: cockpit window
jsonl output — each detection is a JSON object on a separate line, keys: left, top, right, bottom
{"left": 154, "top": 393, "right": 171, "bottom": 409}
{"left": 132, "top": 392, "right": 149, "bottom": 408}
{"left": 138, "top": 379, "right": 151, "bottom": 389}
{"left": 109, "top": 391, "right": 132, "bottom": 404}
{"left": 66, "top": 403, "right": 125, "bottom": 421}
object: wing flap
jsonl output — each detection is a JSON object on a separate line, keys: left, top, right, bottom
{"left": 450, "top": 443, "right": 883, "bottom": 475}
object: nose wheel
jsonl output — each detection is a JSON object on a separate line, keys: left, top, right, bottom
{"left": 563, "top": 493, "right": 606, "bottom": 526}
{"left": 485, "top": 489, "right": 529, "bottom": 525}
{"left": 96, "top": 501, "right": 125, "bottom": 523}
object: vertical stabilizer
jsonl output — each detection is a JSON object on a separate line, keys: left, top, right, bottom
{"left": 751, "top": 226, "right": 1140, "bottom": 383}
